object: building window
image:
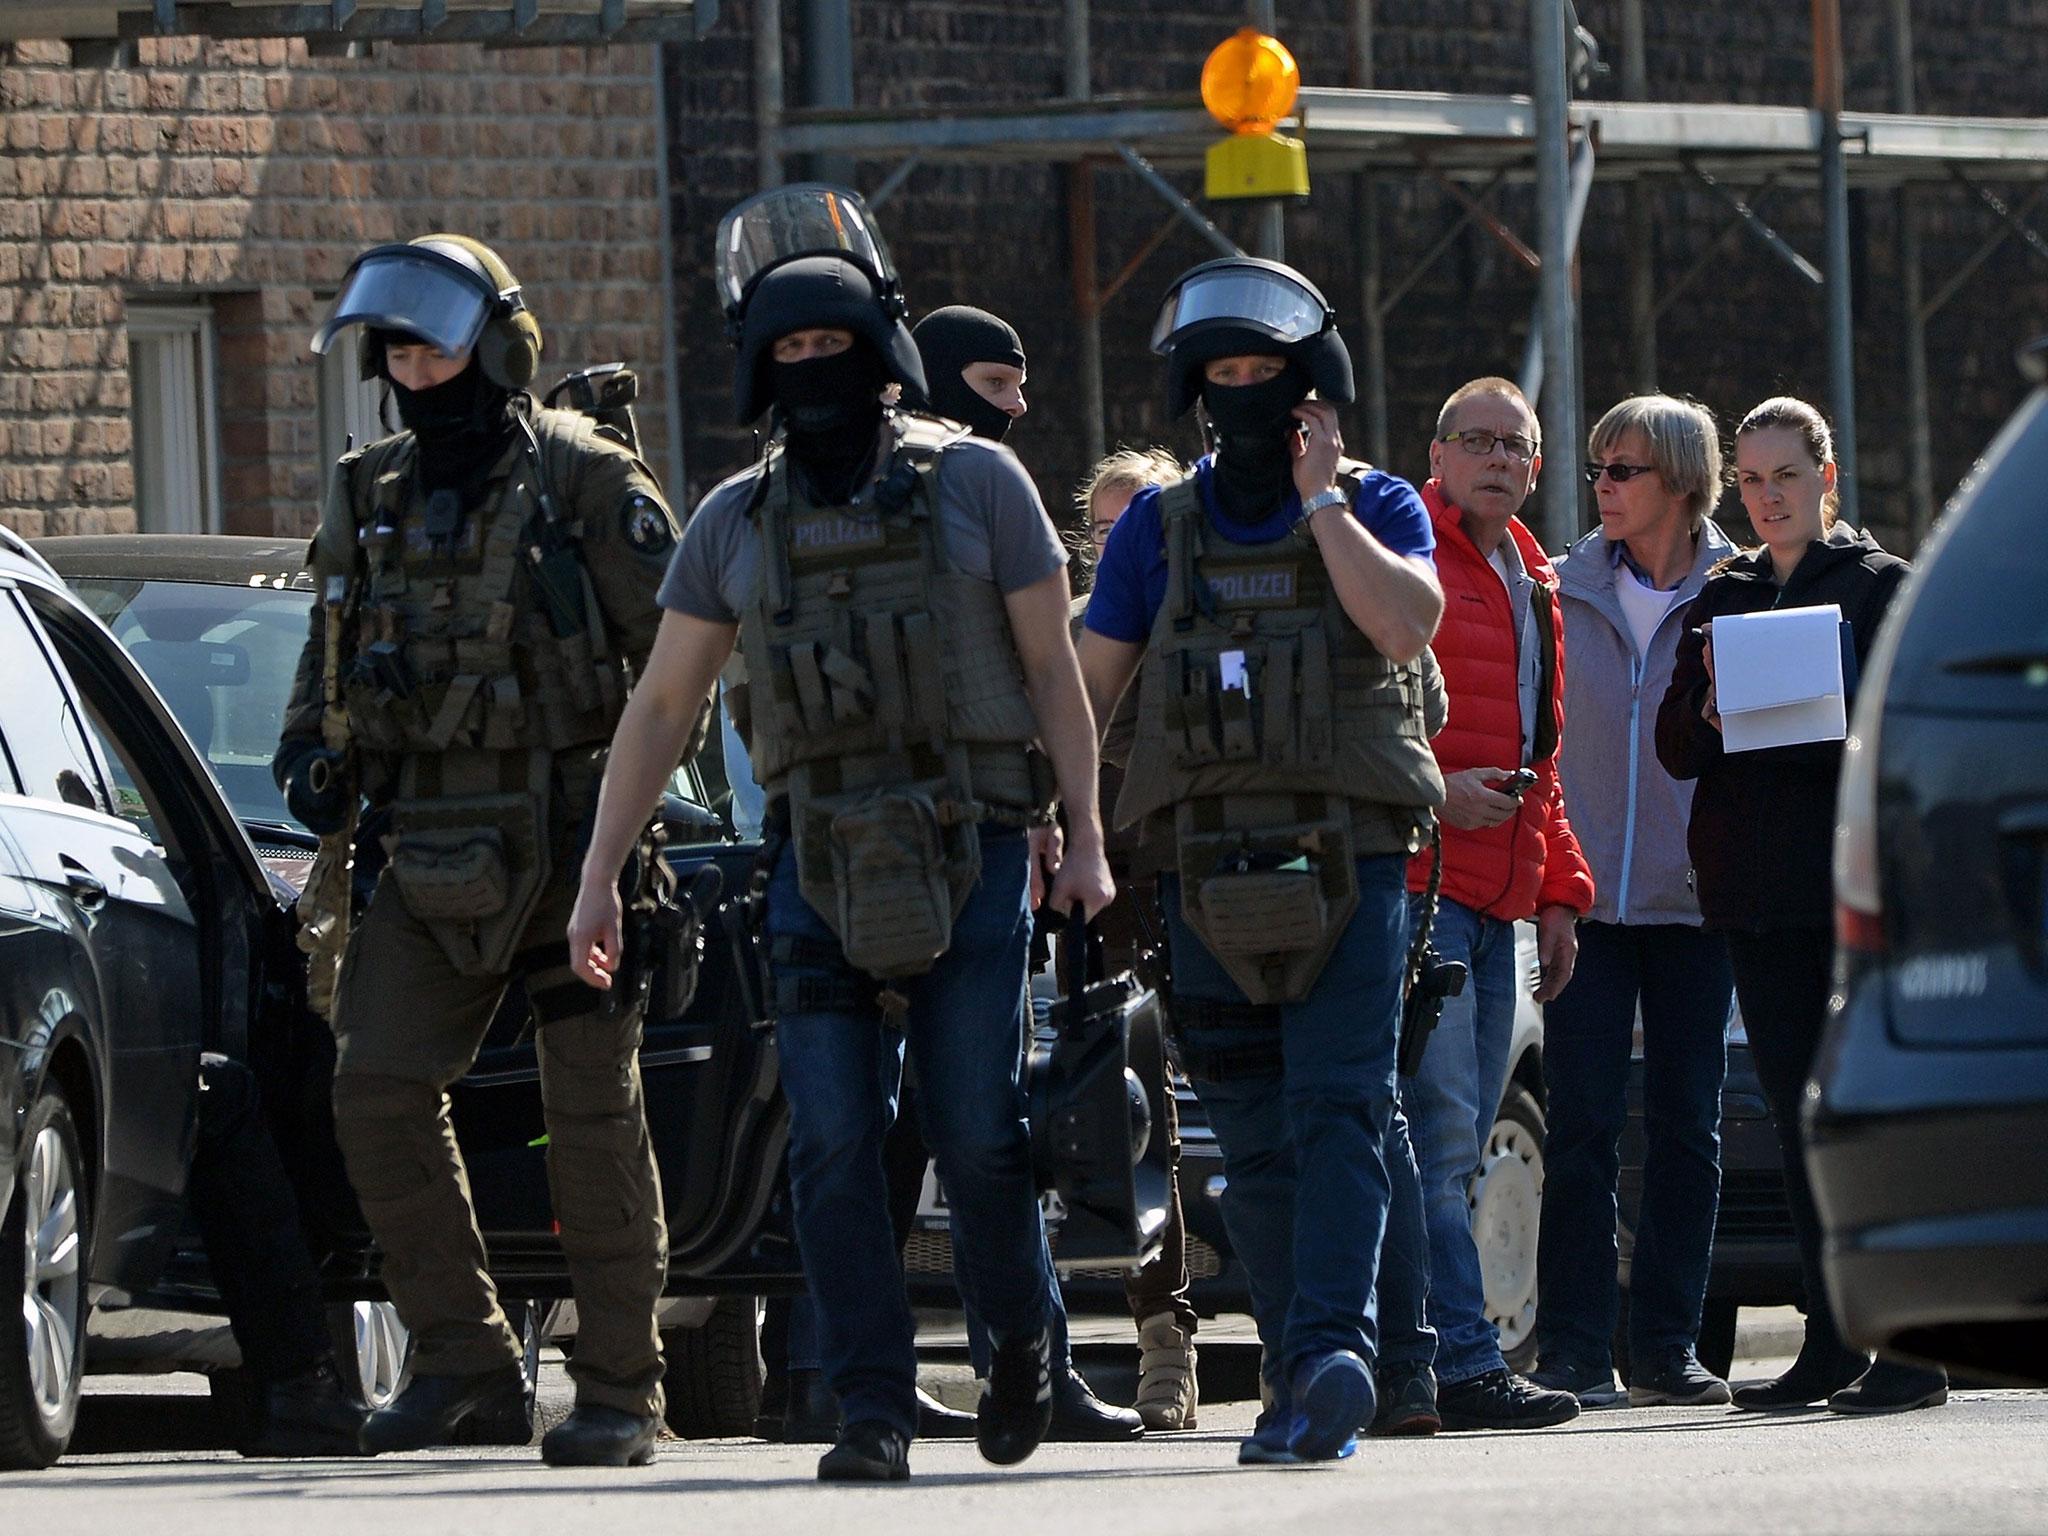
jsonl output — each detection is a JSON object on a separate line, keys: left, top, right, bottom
{"left": 127, "top": 303, "right": 223, "bottom": 535}
{"left": 318, "top": 324, "right": 390, "bottom": 491}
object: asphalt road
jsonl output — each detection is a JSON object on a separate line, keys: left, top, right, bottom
{"left": 11, "top": 1349, "right": 2046, "bottom": 1536}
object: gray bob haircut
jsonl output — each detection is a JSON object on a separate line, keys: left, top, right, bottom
{"left": 1587, "top": 395, "right": 1724, "bottom": 529}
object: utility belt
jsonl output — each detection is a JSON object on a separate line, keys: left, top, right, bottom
{"left": 1170, "top": 791, "right": 1361, "bottom": 1006}
{"left": 381, "top": 747, "right": 556, "bottom": 978}
{"left": 765, "top": 745, "right": 1050, "bottom": 983}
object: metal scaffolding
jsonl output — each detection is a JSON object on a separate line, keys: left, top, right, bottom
{"left": 761, "top": 1, "right": 2048, "bottom": 550}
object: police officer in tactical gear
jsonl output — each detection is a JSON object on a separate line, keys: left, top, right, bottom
{"left": 1076, "top": 256, "right": 1447, "bottom": 1465}
{"left": 910, "top": 305, "right": 1028, "bottom": 443}
{"left": 568, "top": 185, "right": 1114, "bottom": 1484}
{"left": 275, "top": 234, "right": 680, "bottom": 1466}
{"left": 908, "top": 308, "right": 1147, "bottom": 1444}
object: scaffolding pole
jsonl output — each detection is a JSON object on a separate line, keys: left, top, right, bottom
{"left": 1892, "top": 0, "right": 1934, "bottom": 534}
{"left": 1621, "top": 0, "right": 1656, "bottom": 392}
{"left": 1068, "top": 0, "right": 1105, "bottom": 468}
{"left": 1351, "top": 1, "right": 1387, "bottom": 463}
{"left": 803, "top": 0, "right": 854, "bottom": 187}
{"left": 1815, "top": 0, "right": 1860, "bottom": 526}
{"left": 1533, "top": 0, "right": 1583, "bottom": 554}
{"left": 753, "top": 0, "right": 783, "bottom": 190}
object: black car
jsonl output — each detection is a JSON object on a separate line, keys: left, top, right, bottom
{"left": 1806, "top": 340, "right": 2048, "bottom": 1389}
{"left": 7, "top": 533, "right": 805, "bottom": 1464}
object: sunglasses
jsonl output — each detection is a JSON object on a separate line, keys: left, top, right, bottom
{"left": 1584, "top": 462, "right": 1659, "bottom": 484}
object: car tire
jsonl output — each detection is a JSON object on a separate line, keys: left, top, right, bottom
{"left": 328, "top": 1298, "right": 413, "bottom": 1412}
{"left": 0, "top": 1086, "right": 90, "bottom": 1469}
{"left": 661, "top": 1295, "right": 764, "bottom": 1439}
{"left": 1471, "top": 1082, "right": 1545, "bottom": 1374}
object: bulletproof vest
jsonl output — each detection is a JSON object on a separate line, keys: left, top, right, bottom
{"left": 737, "top": 414, "right": 1049, "bottom": 979}
{"left": 341, "top": 408, "right": 627, "bottom": 762}
{"left": 1117, "top": 463, "right": 1445, "bottom": 1003}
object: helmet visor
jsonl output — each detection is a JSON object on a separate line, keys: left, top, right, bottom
{"left": 1150, "top": 264, "right": 1330, "bottom": 354}
{"left": 714, "top": 184, "right": 898, "bottom": 317}
{"left": 311, "top": 245, "right": 494, "bottom": 358}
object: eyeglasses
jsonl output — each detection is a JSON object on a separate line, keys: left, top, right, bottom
{"left": 1438, "top": 429, "right": 1539, "bottom": 463}
{"left": 1584, "top": 462, "right": 1660, "bottom": 484}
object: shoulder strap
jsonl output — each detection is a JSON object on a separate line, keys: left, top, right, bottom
{"left": 1158, "top": 473, "right": 1207, "bottom": 629}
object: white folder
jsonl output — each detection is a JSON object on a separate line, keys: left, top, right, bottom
{"left": 1712, "top": 603, "right": 1848, "bottom": 753}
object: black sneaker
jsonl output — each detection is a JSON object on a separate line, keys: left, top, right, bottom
{"left": 1529, "top": 1356, "right": 1626, "bottom": 1408}
{"left": 1046, "top": 1366, "right": 1144, "bottom": 1442}
{"left": 1628, "top": 1350, "right": 1732, "bottom": 1407}
{"left": 817, "top": 1419, "right": 911, "bottom": 1483}
{"left": 1370, "top": 1362, "right": 1441, "bottom": 1437}
{"left": 1436, "top": 1368, "right": 1580, "bottom": 1431}
{"left": 976, "top": 1323, "right": 1053, "bottom": 1466}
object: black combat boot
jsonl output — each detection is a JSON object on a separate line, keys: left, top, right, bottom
{"left": 541, "top": 1404, "right": 662, "bottom": 1467}
{"left": 242, "top": 1358, "right": 370, "bottom": 1458}
{"left": 358, "top": 1362, "right": 529, "bottom": 1454}
{"left": 1731, "top": 1333, "right": 1868, "bottom": 1412}
{"left": 975, "top": 1323, "right": 1053, "bottom": 1466}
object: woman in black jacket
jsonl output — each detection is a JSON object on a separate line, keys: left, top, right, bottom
{"left": 1657, "top": 396, "right": 1944, "bottom": 1416}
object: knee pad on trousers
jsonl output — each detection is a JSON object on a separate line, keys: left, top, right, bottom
{"left": 331, "top": 1072, "right": 448, "bottom": 1203}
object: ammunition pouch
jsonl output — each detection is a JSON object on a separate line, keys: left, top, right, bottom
{"left": 386, "top": 775, "right": 550, "bottom": 978}
{"left": 793, "top": 782, "right": 978, "bottom": 980}
{"left": 1173, "top": 797, "right": 1358, "bottom": 1005}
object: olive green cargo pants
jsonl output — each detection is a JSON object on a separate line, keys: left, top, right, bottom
{"left": 330, "top": 871, "right": 667, "bottom": 1419}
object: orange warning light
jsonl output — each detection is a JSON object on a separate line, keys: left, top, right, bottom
{"left": 1200, "top": 28, "right": 1301, "bottom": 135}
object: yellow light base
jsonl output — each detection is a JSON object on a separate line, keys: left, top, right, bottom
{"left": 1205, "top": 132, "right": 1310, "bottom": 201}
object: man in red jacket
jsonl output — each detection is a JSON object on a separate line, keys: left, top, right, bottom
{"left": 1385, "top": 377, "right": 1594, "bottom": 1431}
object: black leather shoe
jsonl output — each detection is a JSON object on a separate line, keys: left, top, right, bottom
{"left": 818, "top": 1419, "right": 910, "bottom": 1482}
{"left": 780, "top": 1368, "right": 840, "bottom": 1444}
{"left": 1731, "top": 1338, "right": 1868, "bottom": 1412}
{"left": 1371, "top": 1362, "right": 1441, "bottom": 1437}
{"left": 1829, "top": 1359, "right": 1948, "bottom": 1416}
{"left": 1045, "top": 1366, "right": 1144, "bottom": 1442}
{"left": 243, "top": 1359, "right": 370, "bottom": 1458}
{"left": 916, "top": 1385, "right": 977, "bottom": 1440}
{"left": 541, "top": 1404, "right": 661, "bottom": 1467}
{"left": 1436, "top": 1368, "right": 1580, "bottom": 1431}
{"left": 358, "top": 1362, "right": 528, "bottom": 1454}
{"left": 976, "top": 1323, "right": 1053, "bottom": 1466}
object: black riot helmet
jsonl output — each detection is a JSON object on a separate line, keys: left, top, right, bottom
{"left": 312, "top": 235, "right": 543, "bottom": 390}
{"left": 715, "top": 183, "right": 927, "bottom": 424}
{"left": 1151, "top": 256, "right": 1353, "bottom": 418}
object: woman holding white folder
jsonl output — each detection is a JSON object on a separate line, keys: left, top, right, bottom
{"left": 1656, "top": 396, "right": 1938, "bottom": 1416}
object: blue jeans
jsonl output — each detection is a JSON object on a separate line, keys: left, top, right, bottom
{"left": 1537, "top": 921, "right": 1731, "bottom": 1369}
{"left": 1385, "top": 897, "right": 1518, "bottom": 1386}
{"left": 1162, "top": 855, "right": 1407, "bottom": 1404}
{"left": 768, "top": 828, "right": 1054, "bottom": 1438}
{"left": 1371, "top": 1105, "right": 1437, "bottom": 1372}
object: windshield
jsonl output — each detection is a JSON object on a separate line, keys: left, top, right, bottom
{"left": 64, "top": 574, "right": 715, "bottom": 831}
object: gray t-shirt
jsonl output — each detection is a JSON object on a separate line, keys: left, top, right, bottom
{"left": 657, "top": 429, "right": 1066, "bottom": 623}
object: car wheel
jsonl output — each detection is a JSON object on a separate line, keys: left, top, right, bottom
{"left": 0, "top": 1086, "right": 90, "bottom": 1469}
{"left": 661, "top": 1295, "right": 764, "bottom": 1439}
{"left": 328, "top": 1299, "right": 413, "bottom": 1412}
{"left": 1471, "top": 1082, "right": 1544, "bottom": 1373}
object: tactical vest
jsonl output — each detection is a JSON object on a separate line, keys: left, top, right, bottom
{"left": 1117, "top": 463, "right": 1445, "bottom": 1003}
{"left": 337, "top": 408, "right": 634, "bottom": 978}
{"left": 737, "top": 415, "right": 1050, "bottom": 979}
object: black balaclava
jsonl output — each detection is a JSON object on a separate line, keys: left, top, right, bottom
{"left": 912, "top": 305, "right": 1025, "bottom": 442}
{"left": 375, "top": 328, "right": 516, "bottom": 508}
{"left": 772, "top": 340, "right": 890, "bottom": 505}
{"left": 1201, "top": 360, "right": 1310, "bottom": 524}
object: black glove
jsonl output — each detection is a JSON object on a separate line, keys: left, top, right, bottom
{"left": 273, "top": 739, "right": 351, "bottom": 835}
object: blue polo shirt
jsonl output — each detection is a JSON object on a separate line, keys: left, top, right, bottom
{"left": 1082, "top": 456, "right": 1435, "bottom": 643}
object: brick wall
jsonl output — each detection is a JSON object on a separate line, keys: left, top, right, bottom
{"left": 0, "top": 34, "right": 675, "bottom": 540}
{"left": 665, "top": 1, "right": 2048, "bottom": 551}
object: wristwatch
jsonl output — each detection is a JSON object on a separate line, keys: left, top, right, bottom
{"left": 1298, "top": 487, "right": 1348, "bottom": 526}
